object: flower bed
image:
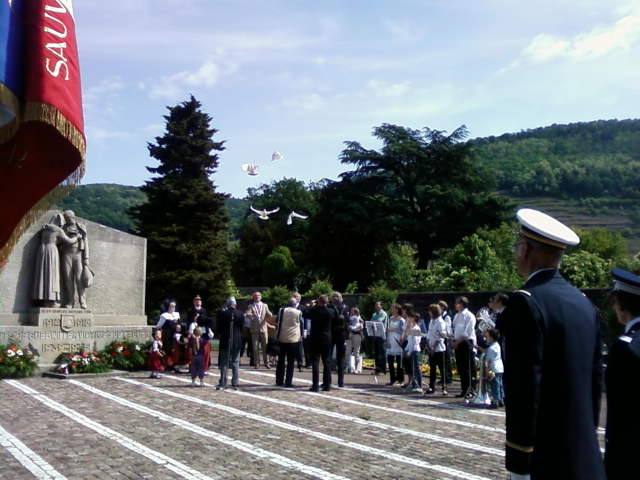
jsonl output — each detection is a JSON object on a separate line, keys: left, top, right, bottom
{"left": 54, "top": 350, "right": 110, "bottom": 374}
{"left": 0, "top": 344, "right": 39, "bottom": 378}
{"left": 103, "top": 340, "right": 149, "bottom": 371}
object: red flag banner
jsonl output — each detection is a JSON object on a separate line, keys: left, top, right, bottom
{"left": 0, "top": 0, "right": 85, "bottom": 267}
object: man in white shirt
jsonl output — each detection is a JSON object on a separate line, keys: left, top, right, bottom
{"left": 452, "top": 296, "right": 476, "bottom": 398}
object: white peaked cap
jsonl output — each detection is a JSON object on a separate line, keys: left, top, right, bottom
{"left": 516, "top": 208, "right": 580, "bottom": 249}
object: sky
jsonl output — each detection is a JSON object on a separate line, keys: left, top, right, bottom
{"left": 75, "top": 0, "right": 640, "bottom": 197}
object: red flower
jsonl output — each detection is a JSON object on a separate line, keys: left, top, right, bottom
{"left": 111, "top": 352, "right": 117, "bottom": 357}
{"left": 71, "top": 363, "right": 77, "bottom": 368}
{"left": 123, "top": 351, "right": 130, "bottom": 356}
{"left": 0, "top": 356, "right": 4, "bottom": 362}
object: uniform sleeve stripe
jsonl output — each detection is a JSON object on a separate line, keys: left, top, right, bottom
{"left": 505, "top": 440, "right": 534, "bottom": 453}
{"left": 514, "top": 289, "right": 532, "bottom": 296}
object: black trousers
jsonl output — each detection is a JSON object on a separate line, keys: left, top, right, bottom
{"left": 387, "top": 354, "right": 405, "bottom": 383}
{"left": 310, "top": 342, "right": 332, "bottom": 389}
{"left": 276, "top": 342, "right": 299, "bottom": 387}
{"left": 444, "top": 342, "right": 453, "bottom": 383}
{"left": 455, "top": 340, "right": 473, "bottom": 394}
{"left": 303, "top": 337, "right": 312, "bottom": 367}
{"left": 240, "top": 328, "right": 254, "bottom": 365}
{"left": 373, "top": 337, "right": 387, "bottom": 373}
{"left": 331, "top": 340, "right": 346, "bottom": 387}
{"left": 429, "top": 351, "right": 446, "bottom": 389}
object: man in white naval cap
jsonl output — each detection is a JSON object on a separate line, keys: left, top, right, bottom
{"left": 604, "top": 268, "right": 640, "bottom": 480}
{"left": 501, "top": 208, "right": 605, "bottom": 480}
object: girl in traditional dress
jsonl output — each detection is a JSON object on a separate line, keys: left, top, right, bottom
{"left": 189, "top": 327, "right": 206, "bottom": 387}
{"left": 148, "top": 329, "right": 164, "bottom": 379}
{"left": 157, "top": 301, "right": 180, "bottom": 369}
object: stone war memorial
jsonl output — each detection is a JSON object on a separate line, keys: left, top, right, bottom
{"left": 0, "top": 210, "right": 150, "bottom": 364}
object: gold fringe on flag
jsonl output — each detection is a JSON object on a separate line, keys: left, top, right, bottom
{"left": 0, "top": 83, "right": 20, "bottom": 147}
{"left": 24, "top": 101, "right": 86, "bottom": 161}
{"left": 0, "top": 102, "right": 85, "bottom": 268}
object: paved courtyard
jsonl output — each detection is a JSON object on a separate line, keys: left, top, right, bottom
{"left": 0, "top": 367, "right": 606, "bottom": 480}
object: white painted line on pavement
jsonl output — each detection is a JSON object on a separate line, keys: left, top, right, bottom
{"left": 170, "top": 372, "right": 504, "bottom": 433}
{"left": 68, "top": 379, "right": 351, "bottom": 480}
{"left": 0, "top": 422, "right": 67, "bottom": 480}
{"left": 238, "top": 370, "right": 607, "bottom": 442}
{"left": 114, "top": 376, "right": 494, "bottom": 480}
{"left": 167, "top": 373, "right": 503, "bottom": 456}
{"left": 4, "top": 380, "right": 215, "bottom": 480}
{"left": 240, "top": 369, "right": 507, "bottom": 416}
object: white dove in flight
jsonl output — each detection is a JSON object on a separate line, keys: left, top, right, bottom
{"left": 286, "top": 211, "right": 309, "bottom": 225}
{"left": 250, "top": 205, "right": 280, "bottom": 220}
{"left": 241, "top": 163, "right": 259, "bottom": 176}
{"left": 271, "top": 151, "right": 283, "bottom": 162}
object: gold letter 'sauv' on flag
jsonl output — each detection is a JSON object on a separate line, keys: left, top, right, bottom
{"left": 0, "top": 0, "right": 85, "bottom": 267}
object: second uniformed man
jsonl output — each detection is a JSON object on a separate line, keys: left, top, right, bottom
{"left": 501, "top": 208, "right": 605, "bottom": 480}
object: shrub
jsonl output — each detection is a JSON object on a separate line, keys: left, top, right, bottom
{"left": 0, "top": 344, "right": 39, "bottom": 378}
{"left": 54, "top": 350, "right": 110, "bottom": 374}
{"left": 262, "top": 246, "right": 296, "bottom": 287}
{"left": 263, "top": 285, "right": 291, "bottom": 309}
{"left": 304, "top": 279, "right": 334, "bottom": 300}
{"left": 344, "top": 281, "right": 359, "bottom": 294}
{"left": 360, "top": 281, "right": 398, "bottom": 319}
{"left": 103, "top": 340, "right": 150, "bottom": 371}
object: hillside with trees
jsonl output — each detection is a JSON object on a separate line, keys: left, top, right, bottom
{"left": 58, "top": 118, "right": 640, "bottom": 294}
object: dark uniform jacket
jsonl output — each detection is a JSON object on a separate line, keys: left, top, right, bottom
{"left": 216, "top": 307, "right": 244, "bottom": 356}
{"left": 306, "top": 305, "right": 336, "bottom": 349}
{"left": 330, "top": 302, "right": 349, "bottom": 344}
{"left": 605, "top": 319, "right": 640, "bottom": 480}
{"left": 501, "top": 269, "right": 605, "bottom": 479}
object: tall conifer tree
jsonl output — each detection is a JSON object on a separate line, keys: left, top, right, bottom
{"left": 130, "top": 96, "right": 229, "bottom": 313}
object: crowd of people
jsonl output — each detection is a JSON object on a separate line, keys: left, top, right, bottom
{"left": 149, "top": 289, "right": 510, "bottom": 406}
{"left": 144, "top": 208, "right": 639, "bottom": 480}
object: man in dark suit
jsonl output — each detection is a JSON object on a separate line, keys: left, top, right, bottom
{"left": 305, "top": 295, "right": 337, "bottom": 391}
{"left": 330, "top": 292, "right": 349, "bottom": 388}
{"left": 604, "top": 268, "right": 640, "bottom": 480}
{"left": 501, "top": 208, "right": 605, "bottom": 480}
{"left": 216, "top": 296, "right": 244, "bottom": 390}
{"left": 186, "top": 295, "right": 212, "bottom": 337}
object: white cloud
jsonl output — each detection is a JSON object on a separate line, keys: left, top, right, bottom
{"left": 384, "top": 20, "right": 423, "bottom": 42}
{"left": 283, "top": 93, "right": 325, "bottom": 111}
{"left": 82, "top": 76, "right": 124, "bottom": 116}
{"left": 522, "top": 7, "right": 640, "bottom": 63}
{"left": 86, "top": 126, "right": 132, "bottom": 142}
{"left": 149, "top": 59, "right": 222, "bottom": 100}
{"left": 366, "top": 80, "right": 412, "bottom": 98}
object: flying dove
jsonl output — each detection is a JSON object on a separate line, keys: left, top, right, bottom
{"left": 286, "top": 211, "right": 309, "bottom": 225}
{"left": 241, "top": 163, "right": 259, "bottom": 176}
{"left": 250, "top": 205, "right": 280, "bottom": 220}
{"left": 271, "top": 151, "right": 283, "bottom": 162}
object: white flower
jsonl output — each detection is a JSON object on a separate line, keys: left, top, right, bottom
{"left": 81, "top": 358, "right": 89, "bottom": 365}
{"left": 16, "top": 350, "right": 23, "bottom": 356}
{"left": 116, "top": 346, "right": 123, "bottom": 353}
{"left": 72, "top": 355, "right": 81, "bottom": 362}
{"left": 6, "top": 350, "right": 15, "bottom": 358}
{"left": 134, "top": 345, "right": 140, "bottom": 351}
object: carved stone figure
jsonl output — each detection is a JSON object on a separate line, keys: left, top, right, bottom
{"left": 32, "top": 220, "right": 77, "bottom": 307}
{"left": 59, "top": 210, "right": 91, "bottom": 309}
